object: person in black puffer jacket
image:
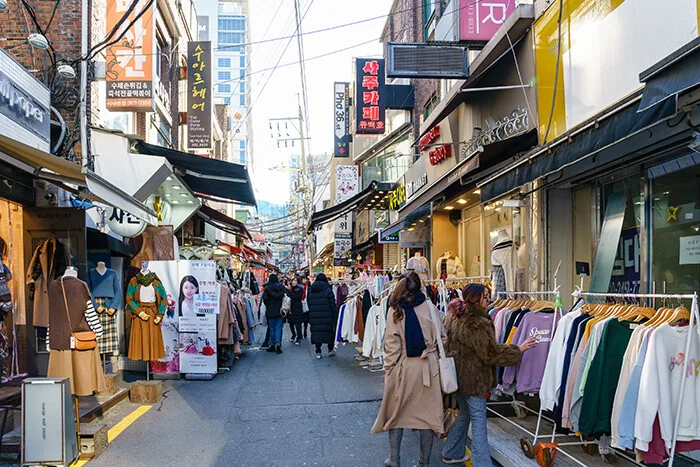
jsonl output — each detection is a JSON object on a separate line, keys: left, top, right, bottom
{"left": 306, "top": 273, "right": 338, "bottom": 359}
{"left": 287, "top": 276, "right": 305, "bottom": 344}
{"left": 262, "top": 274, "right": 287, "bottom": 354}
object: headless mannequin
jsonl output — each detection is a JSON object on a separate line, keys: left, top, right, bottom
{"left": 63, "top": 266, "right": 78, "bottom": 278}
{"left": 94, "top": 262, "right": 117, "bottom": 316}
{"left": 491, "top": 230, "right": 515, "bottom": 296}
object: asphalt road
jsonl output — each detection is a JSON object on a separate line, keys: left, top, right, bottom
{"left": 90, "top": 330, "right": 450, "bottom": 467}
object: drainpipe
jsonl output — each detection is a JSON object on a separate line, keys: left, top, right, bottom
{"left": 80, "top": 0, "right": 89, "bottom": 167}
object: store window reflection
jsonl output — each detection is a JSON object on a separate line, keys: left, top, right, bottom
{"left": 650, "top": 158, "right": 700, "bottom": 295}
{"left": 360, "top": 135, "right": 412, "bottom": 188}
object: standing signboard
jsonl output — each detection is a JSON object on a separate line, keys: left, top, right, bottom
{"left": 355, "top": 58, "right": 386, "bottom": 135}
{"left": 105, "top": 0, "right": 156, "bottom": 112}
{"left": 333, "top": 82, "right": 351, "bottom": 156}
{"left": 187, "top": 41, "right": 213, "bottom": 149}
{"left": 334, "top": 165, "right": 359, "bottom": 266}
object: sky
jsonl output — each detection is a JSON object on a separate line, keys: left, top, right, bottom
{"left": 247, "top": 0, "right": 394, "bottom": 205}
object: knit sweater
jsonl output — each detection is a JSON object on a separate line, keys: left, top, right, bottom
{"left": 48, "top": 276, "right": 102, "bottom": 350}
{"left": 125, "top": 272, "right": 167, "bottom": 316}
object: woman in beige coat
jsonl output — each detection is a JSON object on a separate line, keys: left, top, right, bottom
{"left": 371, "top": 272, "right": 446, "bottom": 467}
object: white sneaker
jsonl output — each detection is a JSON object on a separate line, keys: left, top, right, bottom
{"left": 328, "top": 350, "right": 336, "bottom": 357}
{"left": 442, "top": 455, "right": 470, "bottom": 464}
{"left": 316, "top": 353, "right": 322, "bottom": 359}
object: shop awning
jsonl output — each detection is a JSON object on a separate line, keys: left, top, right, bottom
{"left": 307, "top": 181, "right": 383, "bottom": 233}
{"left": 314, "top": 242, "right": 334, "bottom": 261}
{"left": 133, "top": 140, "right": 257, "bottom": 207}
{"left": 479, "top": 93, "right": 679, "bottom": 201}
{"left": 416, "top": 4, "right": 535, "bottom": 142}
{"left": 195, "top": 204, "right": 252, "bottom": 241}
{"left": 87, "top": 228, "right": 131, "bottom": 257}
{"left": 638, "top": 37, "right": 700, "bottom": 112}
{"left": 399, "top": 130, "right": 537, "bottom": 215}
{"left": 0, "top": 134, "right": 157, "bottom": 224}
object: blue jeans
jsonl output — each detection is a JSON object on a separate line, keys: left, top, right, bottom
{"left": 442, "top": 395, "right": 492, "bottom": 467}
{"left": 268, "top": 317, "right": 283, "bottom": 345}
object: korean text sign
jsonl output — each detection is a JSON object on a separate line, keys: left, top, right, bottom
{"left": 188, "top": 41, "right": 213, "bottom": 149}
{"left": 459, "top": 0, "right": 514, "bottom": 42}
{"left": 105, "top": 0, "right": 156, "bottom": 112}
{"left": 334, "top": 82, "right": 351, "bottom": 156}
{"left": 355, "top": 58, "right": 386, "bottom": 135}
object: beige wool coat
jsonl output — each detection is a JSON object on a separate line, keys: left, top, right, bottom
{"left": 371, "top": 300, "right": 447, "bottom": 434}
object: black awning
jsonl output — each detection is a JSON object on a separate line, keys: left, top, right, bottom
{"left": 87, "top": 228, "right": 131, "bottom": 257}
{"left": 134, "top": 140, "right": 257, "bottom": 207}
{"left": 639, "top": 37, "right": 700, "bottom": 112}
{"left": 195, "top": 204, "right": 252, "bottom": 241}
{"left": 307, "top": 181, "right": 381, "bottom": 233}
{"left": 481, "top": 94, "right": 678, "bottom": 201}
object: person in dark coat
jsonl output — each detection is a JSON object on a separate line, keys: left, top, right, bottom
{"left": 287, "top": 276, "right": 304, "bottom": 345}
{"left": 301, "top": 275, "right": 310, "bottom": 339}
{"left": 262, "top": 274, "right": 287, "bottom": 354}
{"left": 306, "top": 273, "right": 338, "bottom": 359}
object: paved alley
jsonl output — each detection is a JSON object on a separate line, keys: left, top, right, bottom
{"left": 89, "top": 334, "right": 448, "bottom": 467}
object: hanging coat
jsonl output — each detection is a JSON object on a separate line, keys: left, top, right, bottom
{"left": 306, "top": 279, "right": 337, "bottom": 345}
{"left": 27, "top": 237, "right": 70, "bottom": 328}
{"left": 371, "top": 300, "right": 447, "bottom": 434}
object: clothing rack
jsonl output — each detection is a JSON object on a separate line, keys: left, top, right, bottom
{"left": 571, "top": 291, "right": 699, "bottom": 467}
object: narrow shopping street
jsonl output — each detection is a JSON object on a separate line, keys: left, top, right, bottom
{"left": 89, "top": 334, "right": 446, "bottom": 467}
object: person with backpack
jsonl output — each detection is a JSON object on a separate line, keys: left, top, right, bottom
{"left": 261, "top": 274, "right": 287, "bottom": 354}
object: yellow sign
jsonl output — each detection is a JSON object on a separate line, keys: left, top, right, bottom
{"left": 389, "top": 185, "right": 406, "bottom": 210}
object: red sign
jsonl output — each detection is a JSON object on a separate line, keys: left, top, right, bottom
{"left": 356, "top": 58, "right": 386, "bottom": 134}
{"left": 429, "top": 145, "right": 452, "bottom": 165}
{"left": 419, "top": 125, "right": 441, "bottom": 152}
{"left": 460, "top": 0, "right": 515, "bottom": 42}
{"left": 251, "top": 267, "right": 266, "bottom": 289}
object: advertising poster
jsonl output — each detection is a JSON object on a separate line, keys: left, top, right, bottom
{"left": 145, "top": 260, "right": 218, "bottom": 376}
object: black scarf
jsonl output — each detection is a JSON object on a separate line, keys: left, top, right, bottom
{"left": 401, "top": 292, "right": 427, "bottom": 357}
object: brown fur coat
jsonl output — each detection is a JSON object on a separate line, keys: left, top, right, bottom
{"left": 444, "top": 302, "right": 522, "bottom": 397}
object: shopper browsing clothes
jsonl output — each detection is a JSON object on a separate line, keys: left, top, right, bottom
{"left": 288, "top": 276, "right": 305, "bottom": 345}
{"left": 306, "top": 273, "right": 337, "bottom": 359}
{"left": 441, "top": 284, "right": 536, "bottom": 466}
{"left": 262, "top": 274, "right": 287, "bottom": 354}
{"left": 371, "top": 272, "right": 446, "bottom": 467}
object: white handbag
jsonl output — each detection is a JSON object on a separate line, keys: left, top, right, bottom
{"left": 429, "top": 302, "right": 458, "bottom": 394}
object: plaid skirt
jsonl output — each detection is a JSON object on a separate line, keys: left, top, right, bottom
{"left": 492, "top": 265, "right": 506, "bottom": 299}
{"left": 95, "top": 298, "right": 119, "bottom": 354}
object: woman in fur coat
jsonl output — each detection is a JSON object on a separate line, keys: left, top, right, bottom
{"left": 441, "top": 284, "right": 536, "bottom": 466}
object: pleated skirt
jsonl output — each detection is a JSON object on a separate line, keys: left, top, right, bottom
{"left": 47, "top": 347, "right": 106, "bottom": 396}
{"left": 128, "top": 302, "right": 166, "bottom": 361}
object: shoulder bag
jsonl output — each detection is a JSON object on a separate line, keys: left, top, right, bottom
{"left": 61, "top": 277, "right": 97, "bottom": 351}
{"left": 281, "top": 295, "right": 291, "bottom": 316}
{"left": 428, "top": 301, "right": 458, "bottom": 394}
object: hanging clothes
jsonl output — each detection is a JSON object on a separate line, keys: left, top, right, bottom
{"left": 27, "top": 237, "right": 71, "bottom": 328}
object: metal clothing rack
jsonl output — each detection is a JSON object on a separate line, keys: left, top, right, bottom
{"left": 570, "top": 290, "right": 700, "bottom": 467}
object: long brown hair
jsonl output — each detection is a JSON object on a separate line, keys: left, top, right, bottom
{"left": 452, "top": 283, "right": 490, "bottom": 318}
{"left": 389, "top": 271, "right": 422, "bottom": 323}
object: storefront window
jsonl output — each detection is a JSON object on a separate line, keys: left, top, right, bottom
{"left": 360, "top": 134, "right": 412, "bottom": 188}
{"left": 460, "top": 204, "right": 481, "bottom": 277}
{"left": 650, "top": 157, "right": 700, "bottom": 295}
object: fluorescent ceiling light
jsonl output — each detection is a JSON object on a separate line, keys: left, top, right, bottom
{"left": 456, "top": 199, "right": 468, "bottom": 205}
{"left": 444, "top": 206, "right": 454, "bottom": 210}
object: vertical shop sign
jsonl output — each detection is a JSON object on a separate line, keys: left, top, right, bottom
{"left": 459, "top": 0, "right": 514, "bottom": 42}
{"left": 187, "top": 41, "right": 212, "bottom": 149}
{"left": 355, "top": 58, "right": 386, "bottom": 135}
{"left": 334, "top": 165, "right": 359, "bottom": 266}
{"left": 590, "top": 192, "right": 627, "bottom": 293}
{"left": 334, "top": 82, "right": 351, "bottom": 156}
{"left": 105, "top": 0, "right": 156, "bottom": 112}
{"left": 610, "top": 227, "right": 641, "bottom": 294}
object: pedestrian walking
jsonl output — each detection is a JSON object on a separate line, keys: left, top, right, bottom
{"left": 301, "top": 275, "right": 310, "bottom": 339}
{"left": 371, "top": 272, "right": 446, "bottom": 467}
{"left": 441, "top": 284, "right": 535, "bottom": 466}
{"left": 261, "top": 274, "right": 287, "bottom": 354}
{"left": 306, "top": 273, "right": 337, "bottom": 359}
{"left": 288, "top": 276, "right": 304, "bottom": 344}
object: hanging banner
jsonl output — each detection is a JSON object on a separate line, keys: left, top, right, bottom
{"left": 105, "top": 0, "right": 156, "bottom": 112}
{"left": 146, "top": 260, "right": 219, "bottom": 376}
{"left": 355, "top": 58, "right": 386, "bottom": 134}
{"left": 187, "top": 41, "right": 213, "bottom": 149}
{"left": 334, "top": 165, "right": 359, "bottom": 266}
{"left": 333, "top": 82, "right": 351, "bottom": 156}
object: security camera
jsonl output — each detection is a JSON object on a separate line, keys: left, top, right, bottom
{"left": 44, "top": 193, "right": 55, "bottom": 201}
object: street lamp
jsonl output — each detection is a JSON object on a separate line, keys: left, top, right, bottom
{"left": 57, "top": 64, "right": 76, "bottom": 78}
{"left": 0, "top": 33, "right": 50, "bottom": 50}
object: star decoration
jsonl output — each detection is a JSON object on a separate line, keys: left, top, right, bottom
{"left": 666, "top": 205, "right": 680, "bottom": 223}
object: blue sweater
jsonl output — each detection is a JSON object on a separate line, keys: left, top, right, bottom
{"left": 87, "top": 268, "right": 122, "bottom": 310}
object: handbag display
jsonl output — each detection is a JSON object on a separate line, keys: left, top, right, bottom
{"left": 429, "top": 301, "right": 458, "bottom": 394}
{"left": 60, "top": 277, "right": 97, "bottom": 351}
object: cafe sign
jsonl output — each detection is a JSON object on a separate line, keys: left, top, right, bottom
{"left": 389, "top": 184, "right": 406, "bottom": 210}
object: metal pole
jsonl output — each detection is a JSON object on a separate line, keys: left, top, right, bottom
{"left": 460, "top": 84, "right": 533, "bottom": 93}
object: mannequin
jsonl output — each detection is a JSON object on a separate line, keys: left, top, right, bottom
{"left": 406, "top": 251, "right": 430, "bottom": 284}
{"left": 491, "top": 230, "right": 514, "bottom": 299}
{"left": 125, "top": 264, "right": 166, "bottom": 362}
{"left": 47, "top": 271, "right": 106, "bottom": 396}
{"left": 88, "top": 261, "right": 122, "bottom": 356}
{"left": 434, "top": 250, "right": 466, "bottom": 280}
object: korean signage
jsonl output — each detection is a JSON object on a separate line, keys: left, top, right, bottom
{"left": 680, "top": 236, "right": 700, "bottom": 265}
{"left": 187, "top": 41, "right": 212, "bottom": 149}
{"left": 459, "top": 0, "right": 514, "bottom": 42}
{"left": 0, "top": 50, "right": 51, "bottom": 152}
{"left": 389, "top": 184, "right": 406, "bottom": 210}
{"left": 355, "top": 58, "right": 386, "bottom": 134}
{"left": 610, "top": 227, "right": 641, "bottom": 294}
{"left": 105, "top": 0, "right": 156, "bottom": 112}
{"left": 334, "top": 82, "right": 351, "bottom": 157}
{"left": 106, "top": 207, "right": 147, "bottom": 238}
{"left": 420, "top": 125, "right": 452, "bottom": 166}
{"left": 334, "top": 165, "right": 359, "bottom": 266}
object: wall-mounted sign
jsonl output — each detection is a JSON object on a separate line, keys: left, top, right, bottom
{"left": 0, "top": 50, "right": 51, "bottom": 152}
{"left": 419, "top": 125, "right": 441, "bottom": 151}
{"left": 334, "top": 233, "right": 352, "bottom": 266}
{"left": 459, "top": 0, "right": 515, "bottom": 42}
{"left": 379, "top": 229, "right": 400, "bottom": 244}
{"left": 187, "top": 41, "right": 213, "bottom": 149}
{"left": 680, "top": 235, "right": 700, "bottom": 265}
{"left": 429, "top": 145, "right": 452, "bottom": 165}
{"left": 334, "top": 165, "right": 359, "bottom": 265}
{"left": 334, "top": 82, "right": 351, "bottom": 156}
{"left": 355, "top": 58, "right": 386, "bottom": 134}
{"left": 106, "top": 207, "right": 148, "bottom": 238}
{"left": 105, "top": 0, "right": 156, "bottom": 112}
{"left": 406, "top": 173, "right": 428, "bottom": 198}
{"left": 461, "top": 107, "right": 529, "bottom": 158}
{"left": 198, "top": 16, "right": 210, "bottom": 41}
{"left": 389, "top": 184, "right": 406, "bottom": 210}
